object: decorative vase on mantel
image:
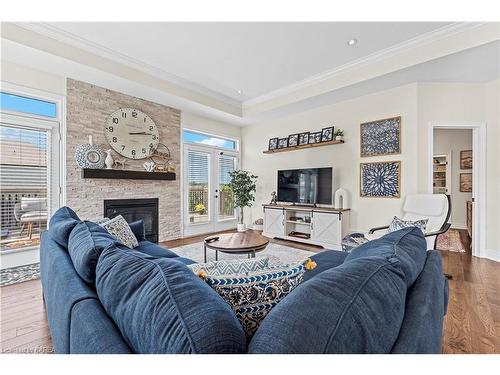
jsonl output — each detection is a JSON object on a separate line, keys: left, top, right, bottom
{"left": 105, "top": 150, "right": 114, "bottom": 170}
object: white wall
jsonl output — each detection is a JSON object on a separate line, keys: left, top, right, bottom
{"left": 1, "top": 60, "right": 66, "bottom": 95}
{"left": 241, "top": 83, "right": 419, "bottom": 232}
{"left": 433, "top": 129, "right": 472, "bottom": 229}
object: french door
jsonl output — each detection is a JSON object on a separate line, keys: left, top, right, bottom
{"left": 183, "top": 144, "right": 238, "bottom": 236}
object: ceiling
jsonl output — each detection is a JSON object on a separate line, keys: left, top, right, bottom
{"left": 40, "top": 22, "right": 451, "bottom": 101}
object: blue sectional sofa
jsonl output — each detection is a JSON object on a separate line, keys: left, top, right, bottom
{"left": 40, "top": 207, "right": 448, "bottom": 354}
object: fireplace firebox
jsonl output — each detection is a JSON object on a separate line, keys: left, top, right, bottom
{"left": 103, "top": 198, "right": 159, "bottom": 243}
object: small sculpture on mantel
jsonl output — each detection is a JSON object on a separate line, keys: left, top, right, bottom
{"left": 113, "top": 158, "right": 127, "bottom": 169}
{"left": 270, "top": 191, "right": 278, "bottom": 205}
{"left": 104, "top": 150, "right": 114, "bottom": 170}
{"left": 143, "top": 161, "right": 156, "bottom": 172}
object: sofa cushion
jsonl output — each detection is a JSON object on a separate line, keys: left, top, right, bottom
{"left": 68, "top": 221, "right": 121, "bottom": 285}
{"left": 197, "top": 260, "right": 312, "bottom": 339}
{"left": 48, "top": 206, "right": 81, "bottom": 249}
{"left": 188, "top": 257, "right": 270, "bottom": 276}
{"left": 389, "top": 216, "right": 428, "bottom": 233}
{"left": 135, "top": 241, "right": 179, "bottom": 258}
{"left": 95, "top": 246, "right": 246, "bottom": 354}
{"left": 100, "top": 215, "right": 138, "bottom": 248}
{"left": 305, "top": 250, "right": 348, "bottom": 282}
{"left": 128, "top": 220, "right": 146, "bottom": 241}
{"left": 248, "top": 255, "right": 407, "bottom": 353}
{"left": 344, "top": 227, "right": 427, "bottom": 287}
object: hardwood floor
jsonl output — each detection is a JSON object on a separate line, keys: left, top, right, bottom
{"left": 1, "top": 234, "right": 498, "bottom": 354}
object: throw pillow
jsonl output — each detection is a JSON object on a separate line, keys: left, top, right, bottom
{"left": 100, "top": 215, "right": 138, "bottom": 249}
{"left": 196, "top": 258, "right": 317, "bottom": 339}
{"left": 389, "top": 216, "right": 428, "bottom": 234}
{"left": 188, "top": 257, "right": 270, "bottom": 276}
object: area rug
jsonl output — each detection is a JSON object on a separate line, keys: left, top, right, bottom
{"left": 436, "top": 229, "right": 467, "bottom": 253}
{"left": 0, "top": 263, "right": 40, "bottom": 287}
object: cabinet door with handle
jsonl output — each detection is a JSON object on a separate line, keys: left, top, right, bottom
{"left": 311, "top": 211, "right": 341, "bottom": 245}
{"left": 264, "top": 208, "right": 284, "bottom": 237}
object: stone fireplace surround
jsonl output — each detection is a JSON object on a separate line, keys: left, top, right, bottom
{"left": 65, "top": 79, "right": 181, "bottom": 242}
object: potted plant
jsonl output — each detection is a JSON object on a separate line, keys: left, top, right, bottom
{"left": 228, "top": 170, "right": 258, "bottom": 232}
{"left": 194, "top": 203, "right": 206, "bottom": 215}
{"left": 334, "top": 129, "right": 344, "bottom": 141}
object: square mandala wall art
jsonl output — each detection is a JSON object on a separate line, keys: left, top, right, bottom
{"left": 360, "top": 161, "right": 401, "bottom": 198}
{"left": 360, "top": 116, "right": 401, "bottom": 157}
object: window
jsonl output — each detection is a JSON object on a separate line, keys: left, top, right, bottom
{"left": 0, "top": 92, "right": 57, "bottom": 118}
{"left": 183, "top": 130, "right": 236, "bottom": 150}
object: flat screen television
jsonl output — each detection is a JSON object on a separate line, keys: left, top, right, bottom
{"left": 277, "top": 167, "right": 333, "bottom": 205}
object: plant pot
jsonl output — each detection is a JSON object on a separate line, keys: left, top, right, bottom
{"left": 237, "top": 223, "right": 246, "bottom": 232}
{"left": 335, "top": 136, "right": 344, "bottom": 141}
{"left": 253, "top": 224, "right": 264, "bottom": 231}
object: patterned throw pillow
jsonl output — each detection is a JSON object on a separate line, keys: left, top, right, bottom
{"left": 195, "top": 258, "right": 317, "bottom": 339}
{"left": 188, "top": 257, "right": 270, "bottom": 276}
{"left": 100, "top": 215, "right": 138, "bottom": 249}
{"left": 388, "top": 216, "right": 428, "bottom": 234}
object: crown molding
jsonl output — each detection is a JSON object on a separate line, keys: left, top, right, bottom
{"left": 12, "top": 22, "right": 242, "bottom": 108}
{"left": 243, "top": 22, "right": 489, "bottom": 108}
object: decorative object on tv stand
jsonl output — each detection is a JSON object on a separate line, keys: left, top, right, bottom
{"left": 113, "top": 158, "right": 126, "bottom": 169}
{"left": 298, "top": 132, "right": 310, "bottom": 146}
{"left": 277, "top": 138, "right": 288, "bottom": 149}
{"left": 104, "top": 149, "right": 114, "bottom": 170}
{"left": 253, "top": 218, "right": 264, "bottom": 231}
{"left": 143, "top": 161, "right": 156, "bottom": 172}
{"left": 104, "top": 108, "right": 159, "bottom": 159}
{"left": 268, "top": 138, "right": 278, "bottom": 151}
{"left": 460, "top": 150, "right": 472, "bottom": 169}
{"left": 360, "top": 116, "right": 401, "bottom": 157}
{"left": 149, "top": 143, "right": 171, "bottom": 172}
{"left": 460, "top": 173, "right": 472, "bottom": 192}
{"left": 288, "top": 133, "right": 299, "bottom": 147}
{"left": 270, "top": 191, "right": 277, "bottom": 205}
{"left": 360, "top": 161, "right": 401, "bottom": 198}
{"left": 75, "top": 135, "right": 105, "bottom": 169}
{"left": 321, "top": 126, "right": 334, "bottom": 142}
{"left": 334, "top": 188, "right": 349, "bottom": 209}
{"left": 334, "top": 128, "right": 344, "bottom": 142}
{"left": 228, "top": 170, "right": 258, "bottom": 232}
{"left": 308, "top": 131, "right": 322, "bottom": 144}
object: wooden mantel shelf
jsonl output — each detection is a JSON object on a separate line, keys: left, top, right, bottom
{"left": 263, "top": 139, "right": 344, "bottom": 154}
{"left": 82, "top": 168, "right": 176, "bottom": 181}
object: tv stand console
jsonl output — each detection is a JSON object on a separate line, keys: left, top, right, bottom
{"left": 262, "top": 204, "right": 350, "bottom": 250}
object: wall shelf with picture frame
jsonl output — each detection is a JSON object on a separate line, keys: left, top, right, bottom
{"left": 263, "top": 139, "right": 344, "bottom": 154}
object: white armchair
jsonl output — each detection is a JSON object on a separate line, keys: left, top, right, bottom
{"left": 368, "top": 194, "right": 451, "bottom": 250}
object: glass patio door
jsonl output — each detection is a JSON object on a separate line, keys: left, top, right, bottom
{"left": 184, "top": 145, "right": 238, "bottom": 236}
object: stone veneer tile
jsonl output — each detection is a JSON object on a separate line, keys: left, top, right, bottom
{"left": 66, "top": 79, "right": 181, "bottom": 241}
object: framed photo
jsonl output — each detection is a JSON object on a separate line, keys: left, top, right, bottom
{"left": 360, "top": 161, "right": 401, "bottom": 198}
{"left": 460, "top": 173, "right": 472, "bottom": 192}
{"left": 460, "top": 150, "right": 472, "bottom": 169}
{"left": 268, "top": 138, "right": 278, "bottom": 151}
{"left": 308, "top": 132, "right": 322, "bottom": 144}
{"left": 360, "top": 116, "right": 401, "bottom": 157}
{"left": 288, "top": 133, "right": 299, "bottom": 147}
{"left": 277, "top": 138, "right": 289, "bottom": 149}
{"left": 321, "top": 126, "right": 334, "bottom": 142}
{"left": 298, "top": 132, "right": 310, "bottom": 146}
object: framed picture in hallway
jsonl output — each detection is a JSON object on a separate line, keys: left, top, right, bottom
{"left": 360, "top": 161, "right": 401, "bottom": 198}
{"left": 360, "top": 116, "right": 401, "bottom": 157}
{"left": 460, "top": 150, "right": 472, "bottom": 169}
{"left": 460, "top": 173, "right": 472, "bottom": 192}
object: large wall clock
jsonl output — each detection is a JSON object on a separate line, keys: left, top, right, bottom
{"left": 104, "top": 108, "right": 160, "bottom": 159}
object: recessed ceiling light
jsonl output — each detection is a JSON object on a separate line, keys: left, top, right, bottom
{"left": 347, "top": 38, "right": 358, "bottom": 46}
{"left": 237, "top": 90, "right": 242, "bottom": 95}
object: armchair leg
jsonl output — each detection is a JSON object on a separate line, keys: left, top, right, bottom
{"left": 20, "top": 223, "right": 26, "bottom": 235}
{"left": 28, "top": 222, "right": 33, "bottom": 239}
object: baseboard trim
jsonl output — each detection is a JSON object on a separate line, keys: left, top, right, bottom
{"left": 478, "top": 249, "right": 500, "bottom": 262}
{"left": 451, "top": 223, "right": 467, "bottom": 230}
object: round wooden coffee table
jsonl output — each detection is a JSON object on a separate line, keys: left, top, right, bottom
{"left": 203, "top": 232, "right": 269, "bottom": 262}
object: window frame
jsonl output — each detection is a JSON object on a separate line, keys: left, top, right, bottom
{"left": 182, "top": 128, "right": 239, "bottom": 152}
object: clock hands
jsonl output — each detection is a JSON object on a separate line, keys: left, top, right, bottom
{"left": 128, "top": 132, "right": 153, "bottom": 135}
